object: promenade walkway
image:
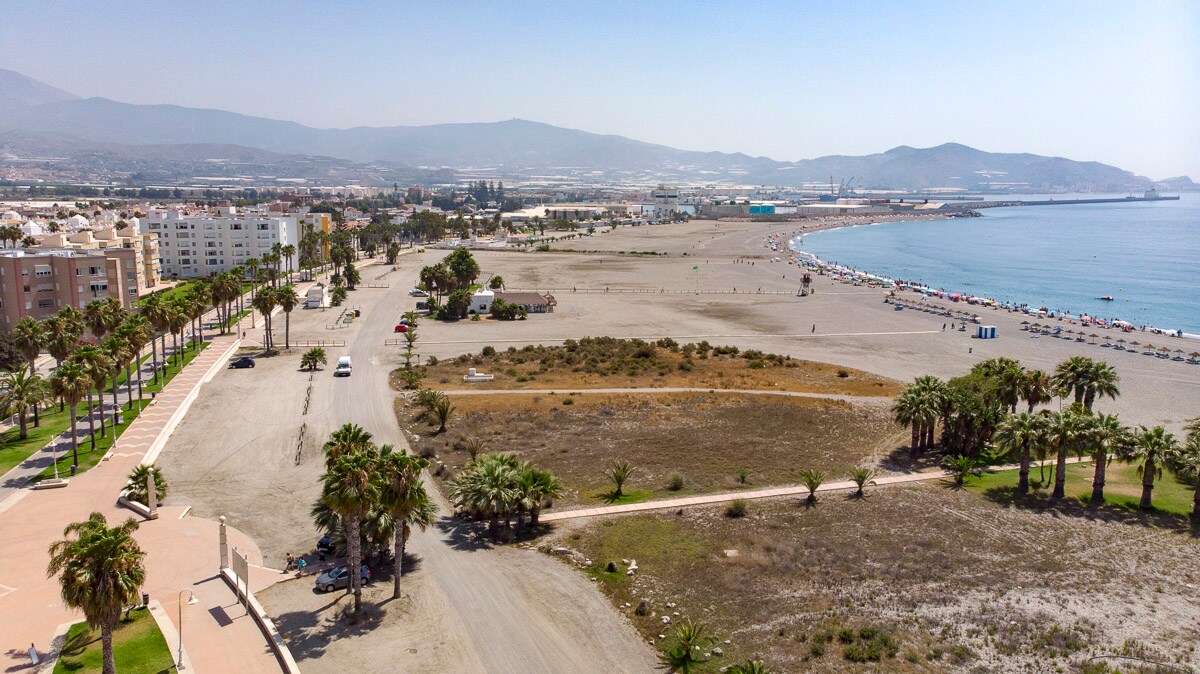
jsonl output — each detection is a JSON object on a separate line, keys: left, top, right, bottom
{"left": 0, "top": 335, "right": 284, "bottom": 673}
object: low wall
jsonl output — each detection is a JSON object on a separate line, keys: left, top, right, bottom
{"left": 220, "top": 568, "right": 301, "bottom": 674}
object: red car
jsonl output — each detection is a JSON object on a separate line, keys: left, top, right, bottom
{"left": 394, "top": 324, "right": 408, "bottom": 333}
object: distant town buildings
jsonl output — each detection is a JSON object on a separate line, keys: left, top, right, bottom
{"left": 0, "top": 248, "right": 143, "bottom": 327}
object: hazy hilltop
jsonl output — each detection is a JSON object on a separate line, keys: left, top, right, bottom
{"left": 0, "top": 68, "right": 1187, "bottom": 190}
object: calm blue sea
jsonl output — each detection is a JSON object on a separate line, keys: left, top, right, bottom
{"left": 792, "top": 193, "right": 1200, "bottom": 334}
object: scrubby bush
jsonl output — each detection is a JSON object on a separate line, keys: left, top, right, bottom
{"left": 482, "top": 345, "right": 496, "bottom": 356}
{"left": 725, "top": 498, "right": 748, "bottom": 518}
{"left": 667, "top": 473, "right": 685, "bottom": 491}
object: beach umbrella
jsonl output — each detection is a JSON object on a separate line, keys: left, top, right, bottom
{"left": 1128, "top": 341, "right": 1140, "bottom": 346}
{"left": 1190, "top": 352, "right": 1200, "bottom": 358}
{"left": 1159, "top": 346, "right": 1170, "bottom": 353}
{"left": 1117, "top": 338, "right": 1127, "bottom": 344}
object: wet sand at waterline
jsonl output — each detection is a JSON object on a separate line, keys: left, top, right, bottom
{"left": 413, "top": 218, "right": 1200, "bottom": 432}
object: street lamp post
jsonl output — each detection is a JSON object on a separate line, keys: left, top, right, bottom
{"left": 177, "top": 589, "right": 197, "bottom": 670}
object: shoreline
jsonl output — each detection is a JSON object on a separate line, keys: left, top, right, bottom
{"left": 775, "top": 221, "right": 1197, "bottom": 340}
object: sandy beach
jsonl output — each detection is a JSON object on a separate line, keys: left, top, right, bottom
{"left": 410, "top": 218, "right": 1200, "bottom": 432}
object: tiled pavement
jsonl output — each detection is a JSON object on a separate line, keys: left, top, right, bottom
{"left": 0, "top": 335, "right": 285, "bottom": 673}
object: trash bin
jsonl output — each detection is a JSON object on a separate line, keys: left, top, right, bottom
{"left": 142, "top": 592, "right": 149, "bottom": 607}
{"left": 354, "top": 309, "right": 361, "bottom": 317}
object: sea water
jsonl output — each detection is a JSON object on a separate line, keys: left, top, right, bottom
{"left": 792, "top": 194, "right": 1200, "bottom": 334}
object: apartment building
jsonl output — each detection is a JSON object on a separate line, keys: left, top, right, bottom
{"left": 34, "top": 226, "right": 161, "bottom": 294}
{"left": 145, "top": 205, "right": 299, "bottom": 278}
{"left": 0, "top": 249, "right": 137, "bottom": 328}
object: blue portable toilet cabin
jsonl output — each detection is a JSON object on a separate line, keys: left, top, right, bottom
{"left": 976, "top": 325, "right": 997, "bottom": 339}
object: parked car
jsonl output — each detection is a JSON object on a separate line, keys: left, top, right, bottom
{"left": 314, "top": 564, "right": 370, "bottom": 593}
{"left": 393, "top": 323, "right": 408, "bottom": 333}
{"left": 229, "top": 357, "right": 256, "bottom": 369}
{"left": 415, "top": 301, "right": 428, "bottom": 310}
{"left": 409, "top": 289, "right": 429, "bottom": 297}
{"left": 316, "top": 534, "right": 333, "bottom": 553}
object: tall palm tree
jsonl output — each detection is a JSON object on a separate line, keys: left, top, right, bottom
{"left": 1046, "top": 409, "right": 1092, "bottom": 499}
{"left": 322, "top": 423, "right": 375, "bottom": 468}
{"left": 276, "top": 285, "right": 299, "bottom": 350}
{"left": 994, "top": 411, "right": 1042, "bottom": 494}
{"left": 113, "top": 321, "right": 143, "bottom": 409}
{"left": 11, "top": 316, "right": 44, "bottom": 376}
{"left": 71, "top": 345, "right": 111, "bottom": 446}
{"left": 1172, "top": 427, "right": 1200, "bottom": 523}
{"left": 1087, "top": 413, "right": 1131, "bottom": 506}
{"left": 1122, "top": 426, "right": 1179, "bottom": 510}
{"left": 43, "top": 314, "right": 82, "bottom": 368}
{"left": 1051, "top": 356, "right": 1094, "bottom": 406}
{"left": 50, "top": 360, "right": 91, "bottom": 469}
{"left": 137, "top": 294, "right": 168, "bottom": 384}
{"left": 166, "top": 302, "right": 189, "bottom": 366}
{"left": 320, "top": 449, "right": 380, "bottom": 618}
{"left": 99, "top": 336, "right": 127, "bottom": 429}
{"left": 46, "top": 512, "right": 146, "bottom": 674}
{"left": 1082, "top": 361, "right": 1120, "bottom": 412}
{"left": 377, "top": 445, "right": 434, "bottom": 599}
{"left": 0, "top": 369, "right": 47, "bottom": 440}
{"left": 119, "top": 315, "right": 153, "bottom": 407}
{"left": 1020, "top": 369, "right": 1054, "bottom": 413}
{"left": 281, "top": 244, "right": 296, "bottom": 278}
{"left": 251, "top": 287, "right": 277, "bottom": 351}
{"left": 974, "top": 357, "right": 1025, "bottom": 413}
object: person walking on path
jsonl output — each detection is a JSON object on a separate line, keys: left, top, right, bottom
{"left": 811, "top": 324, "right": 816, "bottom": 333}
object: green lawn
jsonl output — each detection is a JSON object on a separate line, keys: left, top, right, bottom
{"left": 967, "top": 460, "right": 1197, "bottom": 516}
{"left": 54, "top": 607, "right": 175, "bottom": 674}
{"left": 31, "top": 343, "right": 209, "bottom": 482}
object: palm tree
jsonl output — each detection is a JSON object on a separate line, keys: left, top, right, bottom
{"left": 1047, "top": 410, "right": 1092, "bottom": 499}
{"left": 49, "top": 361, "right": 92, "bottom": 470}
{"left": 519, "top": 465, "right": 563, "bottom": 526}
{"left": 974, "top": 357, "right": 1025, "bottom": 413}
{"left": 320, "top": 449, "right": 380, "bottom": 618}
{"left": 377, "top": 445, "right": 435, "bottom": 598}
{"left": 891, "top": 387, "right": 924, "bottom": 455}
{"left": 0, "top": 369, "right": 47, "bottom": 439}
{"left": 1172, "top": 426, "right": 1200, "bottom": 522}
{"left": 11, "top": 316, "right": 44, "bottom": 376}
{"left": 994, "top": 412, "right": 1042, "bottom": 494}
{"left": 43, "top": 314, "right": 83, "bottom": 369}
{"left": 276, "top": 285, "right": 299, "bottom": 350}
{"left": 251, "top": 287, "right": 277, "bottom": 351}
{"left": 46, "top": 512, "right": 146, "bottom": 674}
{"left": 941, "top": 455, "right": 981, "bottom": 486}
{"left": 71, "top": 345, "right": 110, "bottom": 445}
{"left": 322, "top": 423, "right": 374, "bottom": 468}
{"left": 138, "top": 294, "right": 169, "bottom": 383}
{"left": 1082, "top": 361, "right": 1120, "bottom": 412}
{"left": 607, "top": 459, "right": 634, "bottom": 498}
{"left": 660, "top": 619, "right": 715, "bottom": 673}
{"left": 301, "top": 348, "right": 327, "bottom": 371}
{"left": 1087, "top": 413, "right": 1131, "bottom": 506}
{"left": 1122, "top": 426, "right": 1179, "bottom": 510}
{"left": 125, "top": 464, "right": 168, "bottom": 504}
{"left": 450, "top": 454, "right": 519, "bottom": 540}
{"left": 280, "top": 244, "right": 296, "bottom": 278}
{"left": 1051, "top": 356, "right": 1094, "bottom": 406}
{"left": 799, "top": 469, "right": 826, "bottom": 502}
{"left": 120, "top": 315, "right": 153, "bottom": 407}
{"left": 100, "top": 336, "right": 127, "bottom": 429}
{"left": 848, "top": 466, "right": 877, "bottom": 498}
{"left": 431, "top": 394, "right": 454, "bottom": 433}
{"left": 1020, "top": 369, "right": 1054, "bottom": 413}
{"left": 166, "top": 302, "right": 189, "bottom": 366}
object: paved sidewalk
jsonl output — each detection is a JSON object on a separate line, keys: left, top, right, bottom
{"left": 0, "top": 335, "right": 284, "bottom": 673}
{"left": 541, "top": 457, "right": 1091, "bottom": 522}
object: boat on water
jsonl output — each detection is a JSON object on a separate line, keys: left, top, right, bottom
{"left": 1099, "top": 295, "right": 1115, "bottom": 301}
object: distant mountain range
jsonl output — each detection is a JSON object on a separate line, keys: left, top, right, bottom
{"left": 0, "top": 68, "right": 1191, "bottom": 190}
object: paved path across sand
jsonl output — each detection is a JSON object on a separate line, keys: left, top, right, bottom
{"left": 541, "top": 457, "right": 1090, "bottom": 522}
{"left": 440, "top": 386, "right": 892, "bottom": 404}
{"left": 421, "top": 329, "right": 941, "bottom": 346}
{"left": 0, "top": 335, "right": 284, "bottom": 673}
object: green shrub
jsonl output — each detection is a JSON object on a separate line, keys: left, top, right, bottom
{"left": 482, "top": 345, "right": 496, "bottom": 356}
{"left": 836, "top": 369, "right": 849, "bottom": 378}
{"left": 725, "top": 498, "right": 748, "bottom": 518}
{"left": 667, "top": 473, "right": 685, "bottom": 491}
{"left": 562, "top": 397, "right": 574, "bottom": 405}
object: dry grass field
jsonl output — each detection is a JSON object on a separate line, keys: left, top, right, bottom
{"left": 405, "top": 391, "right": 901, "bottom": 507}
{"left": 552, "top": 484, "right": 1200, "bottom": 673}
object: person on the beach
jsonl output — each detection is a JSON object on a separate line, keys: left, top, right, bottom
{"left": 812, "top": 324, "right": 816, "bottom": 333}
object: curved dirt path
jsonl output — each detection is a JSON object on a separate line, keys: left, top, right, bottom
{"left": 439, "top": 386, "right": 891, "bottom": 404}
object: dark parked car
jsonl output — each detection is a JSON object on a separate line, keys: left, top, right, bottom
{"left": 229, "top": 357, "right": 256, "bottom": 369}
{"left": 316, "top": 534, "right": 333, "bottom": 553}
{"left": 314, "top": 564, "right": 370, "bottom": 593}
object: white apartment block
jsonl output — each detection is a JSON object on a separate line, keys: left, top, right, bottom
{"left": 145, "top": 205, "right": 299, "bottom": 278}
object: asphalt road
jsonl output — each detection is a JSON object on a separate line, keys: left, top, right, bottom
{"left": 327, "top": 263, "right": 657, "bottom": 673}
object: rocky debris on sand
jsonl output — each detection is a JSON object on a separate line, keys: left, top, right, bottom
{"left": 712, "top": 647, "right": 724, "bottom": 656}
{"left": 661, "top": 615, "right": 672, "bottom": 624}
{"left": 606, "top": 561, "right": 618, "bottom": 573}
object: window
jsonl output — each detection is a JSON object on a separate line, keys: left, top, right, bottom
{"left": 206, "top": 259, "right": 219, "bottom": 265}
{"left": 76, "top": 268, "right": 82, "bottom": 276}
{"left": 128, "top": 288, "right": 137, "bottom": 296}
{"left": 257, "top": 223, "right": 270, "bottom": 231}
{"left": 22, "top": 285, "right": 30, "bottom": 292}
{"left": 37, "top": 299, "right": 55, "bottom": 309}
{"left": 88, "top": 266, "right": 103, "bottom": 276}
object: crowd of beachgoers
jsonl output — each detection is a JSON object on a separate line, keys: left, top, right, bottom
{"left": 761, "top": 230, "right": 1196, "bottom": 341}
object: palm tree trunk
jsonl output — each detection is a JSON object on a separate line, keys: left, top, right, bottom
{"left": 109, "top": 374, "right": 119, "bottom": 430}
{"left": 69, "top": 403, "right": 79, "bottom": 468}
{"left": 910, "top": 425, "right": 920, "bottom": 455}
{"left": 924, "top": 423, "right": 935, "bottom": 449}
{"left": 347, "top": 516, "right": 362, "bottom": 618}
{"left": 1017, "top": 444, "right": 1031, "bottom": 495}
{"left": 18, "top": 410, "right": 27, "bottom": 440}
{"left": 1192, "top": 483, "right": 1200, "bottom": 524}
{"left": 86, "top": 390, "right": 99, "bottom": 447}
{"left": 1140, "top": 458, "right": 1155, "bottom": 510}
{"left": 1090, "top": 451, "right": 1107, "bottom": 506}
{"left": 125, "top": 363, "right": 134, "bottom": 409}
{"left": 150, "top": 336, "right": 160, "bottom": 384}
{"left": 101, "top": 624, "right": 116, "bottom": 674}
{"left": 392, "top": 528, "right": 404, "bottom": 599}
{"left": 531, "top": 506, "right": 541, "bottom": 527}
{"left": 1051, "top": 443, "right": 1068, "bottom": 499}
{"left": 489, "top": 515, "right": 499, "bottom": 540}
{"left": 285, "top": 311, "right": 291, "bottom": 350}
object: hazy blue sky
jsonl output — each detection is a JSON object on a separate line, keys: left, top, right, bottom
{"left": 2, "top": 0, "right": 1197, "bottom": 178}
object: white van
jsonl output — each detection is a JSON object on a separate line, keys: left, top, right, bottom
{"left": 334, "top": 356, "right": 352, "bottom": 377}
